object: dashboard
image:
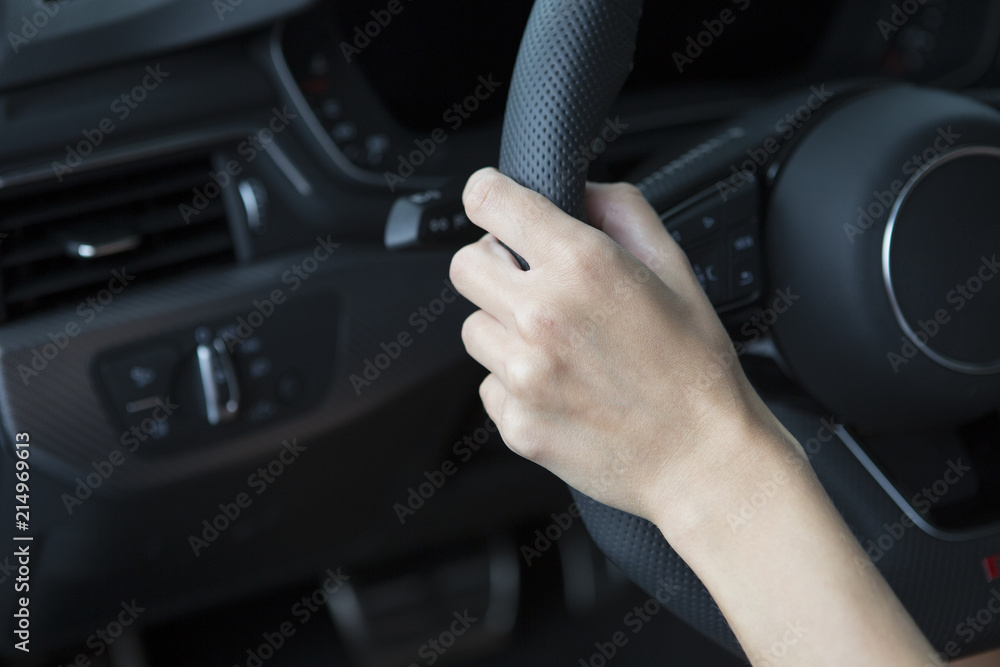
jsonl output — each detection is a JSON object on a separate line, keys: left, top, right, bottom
{"left": 1, "top": 0, "right": 1000, "bottom": 663}
{"left": 280, "top": 0, "right": 1000, "bottom": 187}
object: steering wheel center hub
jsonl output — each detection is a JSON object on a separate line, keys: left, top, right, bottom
{"left": 884, "top": 146, "right": 1000, "bottom": 374}
{"left": 768, "top": 85, "right": 1000, "bottom": 430}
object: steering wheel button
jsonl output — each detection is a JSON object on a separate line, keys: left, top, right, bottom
{"left": 687, "top": 244, "right": 726, "bottom": 304}
{"left": 663, "top": 179, "right": 760, "bottom": 251}
{"left": 730, "top": 255, "right": 762, "bottom": 301}
{"left": 664, "top": 207, "right": 719, "bottom": 249}
{"left": 732, "top": 232, "right": 756, "bottom": 254}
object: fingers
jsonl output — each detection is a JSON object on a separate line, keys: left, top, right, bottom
{"left": 450, "top": 234, "right": 525, "bottom": 327}
{"left": 460, "top": 309, "right": 513, "bottom": 375}
{"left": 478, "top": 373, "right": 506, "bottom": 437}
{"left": 462, "top": 168, "right": 591, "bottom": 266}
{"left": 585, "top": 181, "right": 697, "bottom": 291}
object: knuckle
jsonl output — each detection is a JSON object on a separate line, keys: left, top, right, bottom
{"left": 565, "top": 235, "right": 621, "bottom": 288}
{"left": 449, "top": 246, "right": 471, "bottom": 288}
{"left": 449, "top": 240, "right": 485, "bottom": 293}
{"left": 505, "top": 350, "right": 562, "bottom": 407}
{"left": 578, "top": 233, "right": 617, "bottom": 267}
{"left": 505, "top": 356, "right": 539, "bottom": 397}
{"left": 533, "top": 352, "right": 566, "bottom": 387}
{"left": 463, "top": 170, "right": 506, "bottom": 221}
{"left": 503, "top": 415, "right": 544, "bottom": 460}
{"left": 514, "top": 303, "right": 559, "bottom": 345}
{"left": 460, "top": 312, "right": 479, "bottom": 347}
{"left": 607, "top": 181, "right": 645, "bottom": 205}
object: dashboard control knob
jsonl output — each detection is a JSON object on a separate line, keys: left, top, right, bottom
{"left": 195, "top": 337, "right": 241, "bottom": 426}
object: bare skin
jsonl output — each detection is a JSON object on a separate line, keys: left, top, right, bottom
{"left": 451, "top": 167, "right": 944, "bottom": 666}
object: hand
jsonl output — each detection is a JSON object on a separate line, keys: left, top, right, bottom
{"left": 450, "top": 168, "right": 785, "bottom": 524}
{"left": 452, "top": 169, "right": 939, "bottom": 666}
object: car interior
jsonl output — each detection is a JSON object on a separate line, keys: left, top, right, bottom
{"left": 3, "top": 0, "right": 1000, "bottom": 665}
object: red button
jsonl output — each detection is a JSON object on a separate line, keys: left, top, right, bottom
{"left": 982, "top": 554, "right": 1000, "bottom": 582}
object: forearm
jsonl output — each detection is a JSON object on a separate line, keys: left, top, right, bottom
{"left": 652, "top": 418, "right": 935, "bottom": 666}
{"left": 451, "top": 171, "right": 939, "bottom": 664}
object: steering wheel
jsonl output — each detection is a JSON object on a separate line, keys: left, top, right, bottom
{"left": 497, "top": 0, "right": 1000, "bottom": 660}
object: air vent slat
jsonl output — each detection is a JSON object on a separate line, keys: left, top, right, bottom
{"left": 0, "top": 163, "right": 214, "bottom": 235}
{"left": 4, "top": 230, "right": 233, "bottom": 305}
{"left": 0, "top": 237, "right": 64, "bottom": 269}
{"left": 133, "top": 198, "right": 227, "bottom": 236}
{"left": 0, "top": 151, "right": 235, "bottom": 321}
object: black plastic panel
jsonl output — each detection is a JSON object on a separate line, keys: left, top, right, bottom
{"left": 0, "top": 0, "right": 314, "bottom": 92}
{"left": 0, "top": 247, "right": 474, "bottom": 491}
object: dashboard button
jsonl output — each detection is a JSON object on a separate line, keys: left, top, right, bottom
{"left": 100, "top": 347, "right": 180, "bottom": 409}
{"left": 321, "top": 98, "right": 342, "bottom": 121}
{"left": 277, "top": 372, "right": 304, "bottom": 406}
{"left": 332, "top": 122, "right": 358, "bottom": 142}
{"left": 99, "top": 347, "right": 181, "bottom": 436}
{"left": 365, "top": 134, "right": 390, "bottom": 166}
{"left": 247, "top": 400, "right": 278, "bottom": 423}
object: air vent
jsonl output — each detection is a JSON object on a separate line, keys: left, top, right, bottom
{"left": 0, "top": 153, "right": 235, "bottom": 322}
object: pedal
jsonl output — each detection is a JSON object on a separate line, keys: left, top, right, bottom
{"left": 327, "top": 540, "right": 519, "bottom": 667}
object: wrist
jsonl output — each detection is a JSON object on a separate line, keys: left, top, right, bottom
{"left": 647, "top": 407, "right": 815, "bottom": 555}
